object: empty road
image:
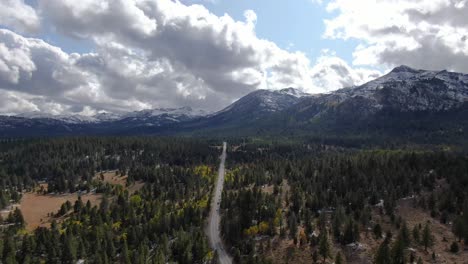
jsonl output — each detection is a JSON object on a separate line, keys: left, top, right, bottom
{"left": 207, "top": 142, "right": 232, "bottom": 264}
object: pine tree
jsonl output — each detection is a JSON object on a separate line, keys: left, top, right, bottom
{"left": 373, "top": 223, "right": 382, "bottom": 239}
{"left": 422, "top": 223, "right": 434, "bottom": 251}
{"left": 122, "top": 240, "right": 131, "bottom": 264}
{"left": 412, "top": 225, "right": 420, "bottom": 243}
{"left": 288, "top": 212, "right": 298, "bottom": 240}
{"left": 312, "top": 250, "right": 319, "bottom": 264}
{"left": 374, "top": 239, "right": 391, "bottom": 264}
{"left": 319, "top": 231, "right": 330, "bottom": 263}
{"left": 391, "top": 235, "right": 405, "bottom": 264}
{"left": 335, "top": 252, "right": 343, "bottom": 264}
{"left": 399, "top": 221, "right": 411, "bottom": 248}
{"left": 452, "top": 217, "right": 464, "bottom": 242}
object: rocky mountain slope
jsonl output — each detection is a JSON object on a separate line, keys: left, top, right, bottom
{"left": 0, "top": 66, "right": 467, "bottom": 141}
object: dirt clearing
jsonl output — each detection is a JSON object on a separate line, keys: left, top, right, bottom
{"left": 15, "top": 192, "right": 102, "bottom": 231}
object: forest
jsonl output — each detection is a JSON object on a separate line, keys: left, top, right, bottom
{"left": 220, "top": 142, "right": 468, "bottom": 263}
{"left": 0, "top": 137, "right": 219, "bottom": 263}
{"left": 0, "top": 137, "right": 467, "bottom": 263}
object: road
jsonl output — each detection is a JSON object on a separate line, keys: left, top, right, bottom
{"left": 207, "top": 142, "right": 232, "bottom": 264}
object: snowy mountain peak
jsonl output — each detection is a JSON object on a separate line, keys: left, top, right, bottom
{"left": 390, "top": 65, "right": 421, "bottom": 74}
{"left": 278, "top": 88, "right": 310, "bottom": 98}
{"left": 327, "top": 66, "right": 468, "bottom": 112}
{"left": 15, "top": 106, "right": 209, "bottom": 125}
{"left": 124, "top": 106, "right": 208, "bottom": 118}
{"left": 17, "top": 111, "right": 98, "bottom": 124}
{"left": 216, "top": 88, "right": 306, "bottom": 117}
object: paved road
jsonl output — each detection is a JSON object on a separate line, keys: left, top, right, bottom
{"left": 207, "top": 142, "right": 232, "bottom": 264}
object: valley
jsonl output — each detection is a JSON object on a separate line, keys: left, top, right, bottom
{"left": 0, "top": 137, "right": 467, "bottom": 263}
{"left": 2, "top": 1, "right": 468, "bottom": 263}
{"left": 1, "top": 66, "right": 467, "bottom": 145}
{"left": 0, "top": 67, "right": 467, "bottom": 263}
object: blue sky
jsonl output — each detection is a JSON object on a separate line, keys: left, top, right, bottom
{"left": 186, "top": 0, "right": 358, "bottom": 62}
{"left": 26, "top": 0, "right": 358, "bottom": 63}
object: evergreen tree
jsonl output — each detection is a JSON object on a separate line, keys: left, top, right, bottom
{"left": 375, "top": 239, "right": 391, "bottom": 264}
{"left": 390, "top": 235, "right": 405, "bottom": 264}
{"left": 399, "top": 221, "right": 411, "bottom": 248}
{"left": 421, "top": 223, "right": 434, "bottom": 251}
{"left": 122, "top": 240, "right": 131, "bottom": 264}
{"left": 318, "top": 231, "right": 330, "bottom": 263}
{"left": 412, "top": 225, "right": 420, "bottom": 244}
{"left": 373, "top": 223, "right": 382, "bottom": 239}
{"left": 335, "top": 252, "right": 343, "bottom": 264}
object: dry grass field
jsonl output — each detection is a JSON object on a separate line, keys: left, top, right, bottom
{"left": 257, "top": 182, "right": 468, "bottom": 264}
{"left": 94, "top": 171, "right": 144, "bottom": 194}
{"left": 1, "top": 171, "right": 145, "bottom": 232}
{"left": 20, "top": 192, "right": 102, "bottom": 231}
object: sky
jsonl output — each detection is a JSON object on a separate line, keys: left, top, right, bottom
{"left": 0, "top": 0, "right": 467, "bottom": 116}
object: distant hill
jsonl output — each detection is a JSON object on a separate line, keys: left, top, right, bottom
{"left": 1, "top": 66, "right": 467, "bottom": 145}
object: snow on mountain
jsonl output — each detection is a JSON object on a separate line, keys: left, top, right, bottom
{"left": 326, "top": 65, "right": 468, "bottom": 112}
{"left": 216, "top": 88, "right": 310, "bottom": 117}
{"left": 15, "top": 107, "right": 209, "bottom": 125}
{"left": 17, "top": 112, "right": 99, "bottom": 124}
{"left": 278, "top": 87, "right": 311, "bottom": 98}
{"left": 123, "top": 106, "right": 208, "bottom": 119}
{"left": 92, "top": 112, "right": 123, "bottom": 122}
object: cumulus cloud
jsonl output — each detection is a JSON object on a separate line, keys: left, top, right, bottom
{"left": 0, "top": 29, "right": 87, "bottom": 96}
{"left": 324, "top": 0, "right": 468, "bottom": 72}
{"left": 0, "top": 0, "right": 40, "bottom": 33}
{"left": 0, "top": 90, "right": 39, "bottom": 115}
{"left": 311, "top": 53, "right": 381, "bottom": 91}
{"left": 0, "top": 0, "right": 383, "bottom": 115}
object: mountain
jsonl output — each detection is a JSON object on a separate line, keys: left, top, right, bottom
{"left": 0, "top": 107, "right": 208, "bottom": 137}
{"left": 17, "top": 112, "right": 100, "bottom": 124}
{"left": 165, "top": 88, "right": 311, "bottom": 135}
{"left": 275, "top": 65, "right": 468, "bottom": 141}
{"left": 0, "top": 67, "right": 467, "bottom": 143}
{"left": 116, "top": 107, "right": 207, "bottom": 126}
{"left": 205, "top": 88, "right": 309, "bottom": 122}
{"left": 13, "top": 107, "right": 207, "bottom": 125}
{"left": 289, "top": 65, "right": 468, "bottom": 119}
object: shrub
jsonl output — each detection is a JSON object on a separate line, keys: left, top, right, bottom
{"left": 450, "top": 242, "right": 459, "bottom": 253}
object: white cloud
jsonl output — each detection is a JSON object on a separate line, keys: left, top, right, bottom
{"left": 0, "top": 0, "right": 40, "bottom": 33}
{"left": 310, "top": 53, "right": 381, "bottom": 92}
{"left": 0, "top": 90, "right": 39, "bottom": 115}
{"left": 0, "top": 29, "right": 85, "bottom": 96}
{"left": 0, "top": 0, "right": 384, "bottom": 115}
{"left": 39, "top": 0, "right": 326, "bottom": 107}
{"left": 324, "top": 0, "right": 468, "bottom": 72}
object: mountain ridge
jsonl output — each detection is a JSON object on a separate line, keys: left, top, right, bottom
{"left": 1, "top": 66, "right": 467, "bottom": 142}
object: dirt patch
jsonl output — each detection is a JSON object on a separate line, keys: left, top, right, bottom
{"left": 18, "top": 192, "right": 102, "bottom": 231}
{"left": 263, "top": 237, "right": 314, "bottom": 264}
{"left": 128, "top": 181, "right": 145, "bottom": 194}
{"left": 252, "top": 186, "right": 468, "bottom": 263}
{"left": 95, "top": 171, "right": 144, "bottom": 194}
{"left": 396, "top": 198, "right": 468, "bottom": 264}
{"left": 95, "top": 171, "right": 127, "bottom": 186}
{"left": 260, "top": 184, "right": 274, "bottom": 194}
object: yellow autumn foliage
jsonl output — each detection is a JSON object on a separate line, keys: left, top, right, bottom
{"left": 258, "top": 221, "right": 269, "bottom": 233}
{"left": 194, "top": 165, "right": 213, "bottom": 180}
{"left": 244, "top": 221, "right": 270, "bottom": 236}
{"left": 112, "top": 221, "right": 122, "bottom": 230}
{"left": 244, "top": 225, "right": 259, "bottom": 236}
{"left": 274, "top": 209, "right": 282, "bottom": 226}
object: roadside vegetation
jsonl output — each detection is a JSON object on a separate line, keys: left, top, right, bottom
{"left": 0, "top": 137, "right": 467, "bottom": 263}
{"left": 0, "top": 137, "right": 218, "bottom": 263}
{"left": 221, "top": 143, "right": 468, "bottom": 263}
